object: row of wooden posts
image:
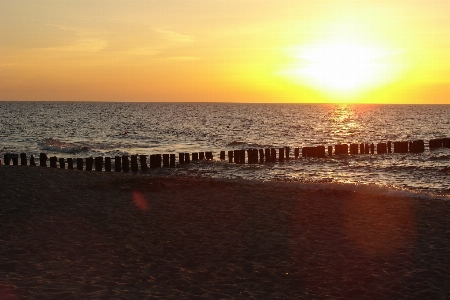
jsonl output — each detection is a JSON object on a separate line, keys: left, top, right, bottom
{"left": 2, "top": 138, "right": 449, "bottom": 171}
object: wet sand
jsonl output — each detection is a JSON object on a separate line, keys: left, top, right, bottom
{"left": 0, "top": 165, "right": 449, "bottom": 299}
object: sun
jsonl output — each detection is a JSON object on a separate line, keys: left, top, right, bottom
{"left": 280, "top": 39, "right": 404, "bottom": 98}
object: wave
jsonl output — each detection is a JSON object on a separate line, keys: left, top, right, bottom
{"left": 39, "top": 138, "right": 89, "bottom": 154}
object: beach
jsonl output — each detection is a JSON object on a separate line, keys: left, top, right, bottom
{"left": 0, "top": 165, "right": 449, "bottom": 299}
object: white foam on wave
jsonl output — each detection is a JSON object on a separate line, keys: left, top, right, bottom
{"left": 39, "top": 138, "right": 89, "bottom": 154}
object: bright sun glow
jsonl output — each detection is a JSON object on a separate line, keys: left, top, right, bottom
{"left": 281, "top": 40, "right": 404, "bottom": 98}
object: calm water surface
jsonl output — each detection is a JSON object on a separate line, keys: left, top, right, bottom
{"left": 1, "top": 102, "right": 449, "bottom": 198}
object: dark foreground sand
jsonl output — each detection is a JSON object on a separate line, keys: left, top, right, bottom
{"left": 0, "top": 165, "right": 449, "bottom": 299}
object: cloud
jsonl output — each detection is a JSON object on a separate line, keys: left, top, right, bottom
{"left": 153, "top": 28, "right": 194, "bottom": 44}
{"left": 41, "top": 24, "right": 108, "bottom": 53}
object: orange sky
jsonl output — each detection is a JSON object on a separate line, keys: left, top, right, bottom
{"left": 1, "top": 1, "right": 450, "bottom": 103}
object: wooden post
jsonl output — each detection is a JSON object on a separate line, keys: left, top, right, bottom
{"left": 413, "top": 140, "right": 425, "bottom": 153}
{"left": 443, "top": 138, "right": 450, "bottom": 148}
{"left": 205, "top": 152, "right": 213, "bottom": 160}
{"left": 234, "top": 150, "right": 240, "bottom": 163}
{"left": 377, "top": 143, "right": 386, "bottom": 154}
{"left": 77, "top": 158, "right": 83, "bottom": 170}
{"left": 59, "top": 158, "right": 65, "bottom": 169}
{"left": 67, "top": 158, "right": 73, "bottom": 169}
{"left": 122, "top": 156, "right": 129, "bottom": 172}
{"left": 228, "top": 151, "right": 233, "bottom": 163}
{"left": 130, "top": 155, "right": 138, "bottom": 172}
{"left": 370, "top": 143, "right": 374, "bottom": 154}
{"left": 20, "top": 153, "right": 27, "bottom": 166}
{"left": 247, "top": 149, "right": 252, "bottom": 164}
{"left": 328, "top": 146, "right": 333, "bottom": 156}
{"left": 360, "top": 143, "right": 365, "bottom": 154}
{"left": 199, "top": 152, "right": 205, "bottom": 160}
{"left": 30, "top": 155, "right": 36, "bottom": 166}
{"left": 279, "top": 148, "right": 284, "bottom": 162}
{"left": 270, "top": 148, "right": 276, "bottom": 161}
{"left": 294, "top": 147, "right": 299, "bottom": 159}
{"left": 364, "top": 144, "right": 369, "bottom": 154}
{"left": 105, "top": 157, "right": 111, "bottom": 172}
{"left": 156, "top": 154, "right": 162, "bottom": 168}
{"left": 240, "top": 150, "right": 246, "bottom": 164}
{"left": 163, "top": 154, "right": 170, "bottom": 167}
{"left": 350, "top": 144, "right": 358, "bottom": 154}
{"left": 150, "top": 154, "right": 160, "bottom": 168}
{"left": 317, "top": 146, "right": 326, "bottom": 158}
{"left": 285, "top": 147, "right": 290, "bottom": 160}
{"left": 40, "top": 153, "right": 48, "bottom": 167}
{"left": 50, "top": 156, "right": 57, "bottom": 168}
{"left": 220, "top": 151, "right": 225, "bottom": 161}
{"left": 192, "top": 153, "right": 199, "bottom": 161}
{"left": 140, "top": 155, "right": 148, "bottom": 171}
{"left": 408, "top": 141, "right": 414, "bottom": 153}
{"left": 114, "top": 156, "right": 121, "bottom": 172}
{"left": 265, "top": 148, "right": 271, "bottom": 162}
{"left": 3, "top": 154, "right": 9, "bottom": 165}
{"left": 86, "top": 157, "right": 94, "bottom": 171}
{"left": 429, "top": 139, "right": 443, "bottom": 149}
{"left": 387, "top": 141, "right": 392, "bottom": 153}
{"left": 259, "top": 149, "right": 264, "bottom": 163}
{"left": 11, "top": 154, "right": 18, "bottom": 165}
{"left": 185, "top": 153, "right": 190, "bottom": 164}
{"left": 179, "top": 153, "right": 185, "bottom": 164}
{"left": 95, "top": 157, "right": 103, "bottom": 172}
{"left": 170, "top": 154, "right": 176, "bottom": 168}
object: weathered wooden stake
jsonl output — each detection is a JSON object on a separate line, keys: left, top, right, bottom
{"left": 370, "top": 143, "right": 375, "bottom": 155}
{"left": 192, "top": 153, "right": 199, "bottom": 161}
{"left": 199, "top": 152, "right": 205, "bottom": 160}
{"left": 220, "top": 151, "right": 225, "bottom": 161}
{"left": 67, "top": 158, "right": 73, "bottom": 169}
{"left": 294, "top": 147, "right": 299, "bottom": 159}
{"left": 360, "top": 143, "right": 365, "bottom": 154}
{"left": 122, "top": 156, "right": 129, "bottom": 172}
{"left": 443, "top": 138, "right": 450, "bottom": 148}
{"left": 170, "top": 154, "right": 176, "bottom": 168}
{"left": 234, "top": 150, "right": 240, "bottom": 163}
{"left": 86, "top": 157, "right": 94, "bottom": 171}
{"left": 364, "top": 144, "right": 369, "bottom": 154}
{"left": 50, "top": 156, "right": 57, "bottom": 168}
{"left": 114, "top": 156, "right": 121, "bottom": 172}
{"left": 350, "top": 144, "right": 358, "bottom": 155}
{"left": 285, "top": 147, "right": 290, "bottom": 160}
{"left": 140, "top": 155, "right": 148, "bottom": 171}
{"left": 20, "top": 153, "right": 27, "bottom": 166}
{"left": 95, "top": 157, "right": 103, "bottom": 172}
{"left": 279, "top": 148, "right": 285, "bottom": 162}
{"left": 317, "top": 146, "right": 326, "bottom": 158}
{"left": 179, "top": 153, "right": 185, "bottom": 164}
{"left": 205, "top": 152, "right": 213, "bottom": 160}
{"left": 30, "top": 155, "right": 36, "bottom": 166}
{"left": 387, "top": 141, "right": 392, "bottom": 153}
{"left": 185, "top": 153, "right": 190, "bottom": 164}
{"left": 377, "top": 143, "right": 387, "bottom": 154}
{"left": 239, "top": 150, "right": 245, "bottom": 164}
{"left": 105, "top": 157, "right": 111, "bottom": 172}
{"left": 328, "top": 146, "right": 333, "bottom": 156}
{"left": 228, "top": 151, "right": 233, "bottom": 163}
{"left": 265, "top": 149, "right": 271, "bottom": 162}
{"left": 163, "top": 154, "right": 170, "bottom": 167}
{"left": 259, "top": 149, "right": 265, "bottom": 163}
{"left": 40, "top": 153, "right": 48, "bottom": 167}
{"left": 131, "top": 155, "right": 138, "bottom": 172}
{"left": 270, "top": 148, "right": 276, "bottom": 161}
{"left": 59, "top": 158, "right": 65, "bottom": 169}
{"left": 77, "top": 158, "right": 83, "bottom": 170}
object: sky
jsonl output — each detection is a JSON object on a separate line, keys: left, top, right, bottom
{"left": 1, "top": 0, "right": 450, "bottom": 103}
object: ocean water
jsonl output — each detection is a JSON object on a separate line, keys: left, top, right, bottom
{"left": 1, "top": 102, "right": 449, "bottom": 198}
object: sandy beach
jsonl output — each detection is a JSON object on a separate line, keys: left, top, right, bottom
{"left": 0, "top": 165, "right": 449, "bottom": 299}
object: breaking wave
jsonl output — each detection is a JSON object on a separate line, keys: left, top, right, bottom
{"left": 39, "top": 138, "right": 89, "bottom": 154}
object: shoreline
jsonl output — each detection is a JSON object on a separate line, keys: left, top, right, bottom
{"left": 1, "top": 166, "right": 449, "bottom": 299}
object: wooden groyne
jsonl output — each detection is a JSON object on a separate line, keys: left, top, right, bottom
{"left": 2, "top": 137, "right": 449, "bottom": 172}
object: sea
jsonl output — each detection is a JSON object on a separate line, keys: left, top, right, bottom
{"left": 1, "top": 102, "right": 449, "bottom": 199}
